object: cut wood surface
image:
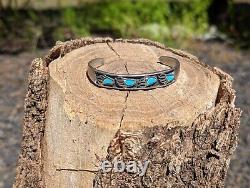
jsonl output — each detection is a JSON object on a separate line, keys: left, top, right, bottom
{"left": 14, "top": 38, "right": 241, "bottom": 188}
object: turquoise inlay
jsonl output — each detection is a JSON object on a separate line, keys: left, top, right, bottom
{"left": 124, "top": 78, "right": 136, "bottom": 87}
{"left": 103, "top": 76, "right": 114, "bottom": 86}
{"left": 146, "top": 76, "right": 157, "bottom": 86}
{"left": 166, "top": 72, "right": 175, "bottom": 82}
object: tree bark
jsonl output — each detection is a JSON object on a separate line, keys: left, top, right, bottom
{"left": 14, "top": 38, "right": 241, "bottom": 188}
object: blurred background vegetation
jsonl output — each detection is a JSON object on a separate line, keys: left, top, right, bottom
{"left": 0, "top": 0, "right": 249, "bottom": 53}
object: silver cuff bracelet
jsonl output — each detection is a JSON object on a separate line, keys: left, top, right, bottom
{"left": 87, "top": 56, "right": 180, "bottom": 90}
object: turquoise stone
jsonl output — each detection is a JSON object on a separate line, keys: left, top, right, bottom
{"left": 124, "top": 79, "right": 136, "bottom": 87}
{"left": 166, "top": 72, "right": 174, "bottom": 82}
{"left": 146, "top": 76, "right": 157, "bottom": 86}
{"left": 103, "top": 77, "right": 114, "bottom": 86}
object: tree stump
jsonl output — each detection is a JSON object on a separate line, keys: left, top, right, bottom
{"left": 14, "top": 38, "right": 241, "bottom": 188}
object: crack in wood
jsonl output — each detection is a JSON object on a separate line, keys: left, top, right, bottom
{"left": 124, "top": 61, "right": 129, "bottom": 74}
{"left": 119, "top": 91, "right": 129, "bottom": 128}
{"left": 106, "top": 42, "right": 130, "bottom": 129}
{"left": 107, "top": 42, "right": 120, "bottom": 58}
{"left": 56, "top": 168, "right": 97, "bottom": 173}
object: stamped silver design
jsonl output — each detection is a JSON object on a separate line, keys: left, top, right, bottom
{"left": 87, "top": 56, "right": 180, "bottom": 90}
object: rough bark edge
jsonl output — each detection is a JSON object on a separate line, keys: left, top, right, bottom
{"left": 93, "top": 104, "right": 241, "bottom": 187}
{"left": 14, "top": 38, "right": 241, "bottom": 188}
{"left": 14, "top": 58, "right": 49, "bottom": 188}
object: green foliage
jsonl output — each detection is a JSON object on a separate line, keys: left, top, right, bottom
{"left": 0, "top": 9, "right": 42, "bottom": 49}
{"left": 0, "top": 0, "right": 213, "bottom": 50}
{"left": 56, "top": 0, "right": 212, "bottom": 46}
{"left": 52, "top": 7, "right": 90, "bottom": 42}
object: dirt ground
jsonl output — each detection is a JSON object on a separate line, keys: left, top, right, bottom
{"left": 0, "top": 41, "right": 249, "bottom": 188}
